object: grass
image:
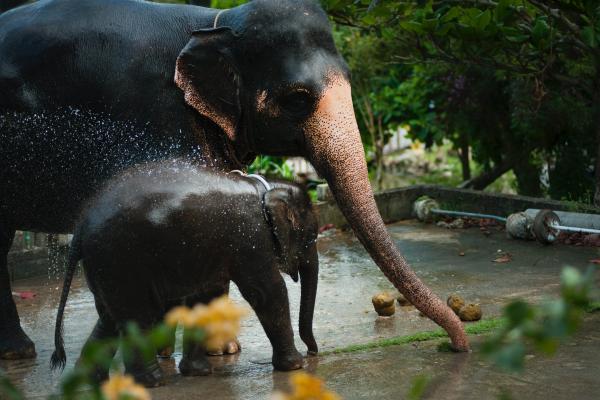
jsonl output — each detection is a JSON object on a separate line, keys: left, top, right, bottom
{"left": 322, "top": 318, "right": 505, "bottom": 355}
{"left": 323, "top": 301, "right": 600, "bottom": 356}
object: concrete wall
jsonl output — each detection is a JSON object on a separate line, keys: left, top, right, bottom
{"left": 8, "top": 185, "right": 598, "bottom": 281}
{"left": 314, "top": 184, "right": 600, "bottom": 228}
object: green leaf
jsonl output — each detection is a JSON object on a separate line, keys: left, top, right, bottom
{"left": 505, "top": 300, "right": 534, "bottom": 326}
{"left": 400, "top": 21, "right": 425, "bottom": 33}
{"left": 474, "top": 10, "right": 492, "bottom": 30}
{"left": 582, "top": 26, "right": 598, "bottom": 48}
{"left": 561, "top": 266, "right": 583, "bottom": 290}
{"left": 531, "top": 18, "right": 549, "bottom": 41}
{"left": 492, "top": 342, "right": 526, "bottom": 372}
{"left": 441, "top": 6, "right": 462, "bottom": 23}
{"left": 495, "top": 0, "right": 512, "bottom": 22}
{"left": 0, "top": 375, "right": 24, "bottom": 400}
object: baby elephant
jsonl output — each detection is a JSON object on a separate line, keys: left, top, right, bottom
{"left": 51, "top": 159, "right": 319, "bottom": 387}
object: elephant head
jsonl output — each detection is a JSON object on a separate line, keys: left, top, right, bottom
{"left": 175, "top": 0, "right": 468, "bottom": 350}
{"left": 264, "top": 185, "right": 319, "bottom": 355}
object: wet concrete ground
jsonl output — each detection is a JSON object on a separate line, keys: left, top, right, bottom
{"left": 2, "top": 220, "right": 599, "bottom": 399}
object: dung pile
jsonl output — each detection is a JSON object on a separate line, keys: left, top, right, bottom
{"left": 371, "top": 292, "right": 396, "bottom": 316}
{"left": 447, "top": 294, "right": 482, "bottom": 322}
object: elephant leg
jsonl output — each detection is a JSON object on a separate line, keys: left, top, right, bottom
{"left": 124, "top": 346, "right": 165, "bottom": 388}
{"left": 77, "top": 316, "right": 118, "bottom": 384}
{"left": 156, "top": 299, "right": 176, "bottom": 358}
{"left": 171, "top": 283, "right": 240, "bottom": 358}
{"left": 177, "top": 289, "right": 226, "bottom": 376}
{"left": 206, "top": 282, "right": 241, "bottom": 356}
{"left": 122, "top": 321, "right": 165, "bottom": 388}
{"left": 178, "top": 327, "right": 212, "bottom": 377}
{"left": 0, "top": 226, "right": 36, "bottom": 360}
{"left": 234, "top": 273, "right": 303, "bottom": 371}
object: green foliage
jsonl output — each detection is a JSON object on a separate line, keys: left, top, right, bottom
{"left": 0, "top": 322, "right": 188, "bottom": 400}
{"left": 211, "top": 0, "right": 246, "bottom": 8}
{"left": 0, "top": 374, "right": 22, "bottom": 400}
{"left": 247, "top": 156, "right": 295, "bottom": 180}
{"left": 482, "top": 266, "right": 597, "bottom": 372}
{"left": 326, "top": 0, "right": 599, "bottom": 201}
{"left": 59, "top": 322, "right": 178, "bottom": 400}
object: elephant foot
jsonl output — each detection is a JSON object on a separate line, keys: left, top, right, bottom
{"left": 157, "top": 346, "right": 174, "bottom": 358}
{"left": 206, "top": 339, "right": 241, "bottom": 356}
{"left": 272, "top": 350, "right": 304, "bottom": 371}
{"left": 126, "top": 359, "right": 165, "bottom": 388}
{"left": 75, "top": 358, "right": 109, "bottom": 385}
{"left": 179, "top": 356, "right": 212, "bottom": 376}
{"left": 0, "top": 326, "right": 36, "bottom": 360}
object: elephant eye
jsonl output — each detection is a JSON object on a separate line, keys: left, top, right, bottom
{"left": 280, "top": 90, "right": 314, "bottom": 115}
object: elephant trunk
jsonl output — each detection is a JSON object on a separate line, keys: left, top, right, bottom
{"left": 305, "top": 76, "right": 469, "bottom": 351}
{"left": 299, "top": 245, "right": 319, "bottom": 355}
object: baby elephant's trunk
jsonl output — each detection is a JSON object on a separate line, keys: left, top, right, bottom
{"left": 299, "top": 245, "right": 318, "bottom": 355}
{"left": 50, "top": 230, "right": 82, "bottom": 371}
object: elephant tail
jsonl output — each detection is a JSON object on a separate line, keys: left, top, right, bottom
{"left": 50, "top": 227, "right": 83, "bottom": 371}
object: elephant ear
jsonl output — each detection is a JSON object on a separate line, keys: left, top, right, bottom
{"left": 175, "top": 27, "right": 241, "bottom": 142}
{"left": 264, "top": 188, "right": 301, "bottom": 282}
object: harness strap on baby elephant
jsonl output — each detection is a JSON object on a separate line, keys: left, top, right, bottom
{"left": 229, "top": 170, "right": 272, "bottom": 222}
{"left": 246, "top": 174, "right": 271, "bottom": 191}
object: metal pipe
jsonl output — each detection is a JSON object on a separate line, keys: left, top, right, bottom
{"left": 525, "top": 209, "right": 600, "bottom": 231}
{"left": 430, "top": 209, "right": 507, "bottom": 223}
{"left": 551, "top": 224, "right": 600, "bottom": 235}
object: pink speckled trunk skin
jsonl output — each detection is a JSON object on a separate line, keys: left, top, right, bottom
{"left": 305, "top": 77, "right": 469, "bottom": 351}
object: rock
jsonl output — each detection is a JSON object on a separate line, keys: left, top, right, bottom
{"left": 458, "top": 303, "right": 482, "bottom": 321}
{"left": 372, "top": 292, "right": 396, "bottom": 317}
{"left": 447, "top": 294, "right": 465, "bottom": 315}
{"left": 448, "top": 218, "right": 465, "bottom": 229}
{"left": 396, "top": 293, "right": 412, "bottom": 306}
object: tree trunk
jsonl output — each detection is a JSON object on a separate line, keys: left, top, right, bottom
{"left": 514, "top": 155, "right": 542, "bottom": 197}
{"left": 375, "top": 115, "right": 384, "bottom": 191}
{"left": 459, "top": 137, "right": 471, "bottom": 181}
{"left": 459, "top": 158, "right": 514, "bottom": 190}
{"left": 595, "top": 122, "right": 600, "bottom": 207}
{"left": 592, "top": 64, "right": 600, "bottom": 206}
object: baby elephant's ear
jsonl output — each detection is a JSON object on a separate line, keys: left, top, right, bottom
{"left": 264, "top": 188, "right": 301, "bottom": 280}
{"left": 175, "top": 27, "right": 241, "bottom": 143}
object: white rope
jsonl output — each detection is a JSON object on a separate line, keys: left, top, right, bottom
{"left": 213, "top": 9, "right": 227, "bottom": 29}
{"left": 228, "top": 170, "right": 272, "bottom": 191}
{"left": 247, "top": 174, "right": 272, "bottom": 191}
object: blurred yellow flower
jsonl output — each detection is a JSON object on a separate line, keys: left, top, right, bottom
{"left": 164, "top": 295, "right": 248, "bottom": 350}
{"left": 164, "top": 306, "right": 194, "bottom": 327}
{"left": 101, "top": 374, "right": 150, "bottom": 400}
{"left": 410, "top": 139, "right": 422, "bottom": 150}
{"left": 272, "top": 372, "right": 341, "bottom": 400}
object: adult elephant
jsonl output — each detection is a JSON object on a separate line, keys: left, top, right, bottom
{"left": 0, "top": 0, "right": 469, "bottom": 359}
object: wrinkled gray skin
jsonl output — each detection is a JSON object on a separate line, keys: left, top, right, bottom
{"left": 51, "top": 160, "right": 319, "bottom": 387}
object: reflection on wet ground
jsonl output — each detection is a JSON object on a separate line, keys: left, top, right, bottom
{"left": 2, "top": 220, "right": 599, "bottom": 399}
